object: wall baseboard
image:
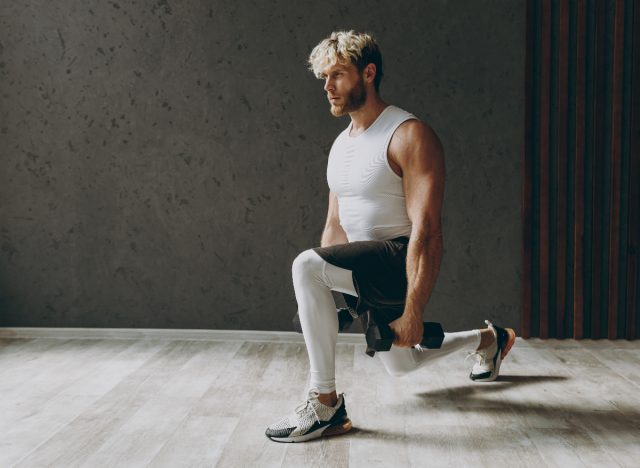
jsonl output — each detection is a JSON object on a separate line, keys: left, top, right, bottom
{"left": 0, "top": 327, "right": 365, "bottom": 344}
{"left": 1, "top": 328, "right": 636, "bottom": 350}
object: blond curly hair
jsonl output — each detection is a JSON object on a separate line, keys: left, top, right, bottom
{"left": 308, "top": 30, "right": 384, "bottom": 92}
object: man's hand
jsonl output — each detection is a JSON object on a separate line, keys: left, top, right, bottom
{"left": 388, "top": 314, "right": 423, "bottom": 348}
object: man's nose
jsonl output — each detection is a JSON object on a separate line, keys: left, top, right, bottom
{"left": 324, "top": 78, "right": 334, "bottom": 92}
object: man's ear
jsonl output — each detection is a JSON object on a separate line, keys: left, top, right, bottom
{"left": 363, "top": 63, "right": 377, "bottom": 84}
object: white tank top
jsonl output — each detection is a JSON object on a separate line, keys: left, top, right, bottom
{"left": 326, "top": 105, "right": 418, "bottom": 242}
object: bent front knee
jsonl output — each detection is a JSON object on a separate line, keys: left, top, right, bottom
{"left": 292, "top": 249, "right": 323, "bottom": 278}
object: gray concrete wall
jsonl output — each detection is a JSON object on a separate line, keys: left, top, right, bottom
{"left": 0, "top": 1, "right": 525, "bottom": 332}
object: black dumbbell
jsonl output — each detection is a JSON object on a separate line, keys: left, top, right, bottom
{"left": 364, "top": 312, "right": 444, "bottom": 357}
{"left": 292, "top": 308, "right": 355, "bottom": 334}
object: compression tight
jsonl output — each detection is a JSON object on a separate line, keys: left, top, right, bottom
{"left": 292, "top": 249, "right": 481, "bottom": 393}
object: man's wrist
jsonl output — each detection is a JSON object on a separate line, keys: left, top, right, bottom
{"left": 402, "top": 305, "right": 424, "bottom": 321}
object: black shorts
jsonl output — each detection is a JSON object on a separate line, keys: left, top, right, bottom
{"left": 313, "top": 236, "right": 409, "bottom": 323}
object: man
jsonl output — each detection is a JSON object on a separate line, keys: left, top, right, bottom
{"left": 265, "top": 30, "right": 516, "bottom": 443}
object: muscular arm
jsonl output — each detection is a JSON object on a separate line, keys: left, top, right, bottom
{"left": 320, "top": 190, "right": 349, "bottom": 247}
{"left": 388, "top": 120, "right": 446, "bottom": 347}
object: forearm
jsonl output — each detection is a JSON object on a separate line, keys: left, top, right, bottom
{"left": 320, "top": 224, "right": 348, "bottom": 247}
{"left": 404, "top": 231, "right": 444, "bottom": 319}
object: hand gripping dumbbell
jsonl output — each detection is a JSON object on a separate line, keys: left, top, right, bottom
{"left": 364, "top": 311, "right": 444, "bottom": 357}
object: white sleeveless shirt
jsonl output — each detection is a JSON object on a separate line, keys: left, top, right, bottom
{"left": 326, "top": 105, "right": 418, "bottom": 242}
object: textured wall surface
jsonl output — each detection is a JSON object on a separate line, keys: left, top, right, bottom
{"left": 0, "top": 1, "right": 525, "bottom": 332}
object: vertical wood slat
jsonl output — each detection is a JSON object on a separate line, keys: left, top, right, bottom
{"left": 573, "top": 0, "right": 586, "bottom": 339}
{"left": 539, "top": 0, "right": 552, "bottom": 339}
{"left": 525, "top": 0, "right": 638, "bottom": 339}
{"left": 628, "top": 0, "right": 640, "bottom": 339}
{"left": 522, "top": 0, "right": 535, "bottom": 339}
{"left": 608, "top": 0, "right": 625, "bottom": 339}
{"left": 591, "top": 0, "right": 606, "bottom": 339}
{"left": 556, "top": 1, "right": 570, "bottom": 337}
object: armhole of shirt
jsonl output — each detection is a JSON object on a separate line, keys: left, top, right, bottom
{"left": 383, "top": 115, "right": 420, "bottom": 181}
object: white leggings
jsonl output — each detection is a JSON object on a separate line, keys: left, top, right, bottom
{"left": 293, "top": 249, "right": 481, "bottom": 393}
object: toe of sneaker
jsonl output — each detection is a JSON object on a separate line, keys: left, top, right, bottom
{"left": 469, "top": 371, "right": 495, "bottom": 382}
{"left": 470, "top": 370, "right": 493, "bottom": 381}
{"left": 265, "top": 426, "right": 295, "bottom": 438}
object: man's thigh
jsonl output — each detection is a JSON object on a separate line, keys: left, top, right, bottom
{"left": 312, "top": 236, "right": 409, "bottom": 315}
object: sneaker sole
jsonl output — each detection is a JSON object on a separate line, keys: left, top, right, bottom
{"left": 323, "top": 418, "right": 353, "bottom": 437}
{"left": 500, "top": 328, "right": 516, "bottom": 360}
{"left": 268, "top": 418, "right": 353, "bottom": 443}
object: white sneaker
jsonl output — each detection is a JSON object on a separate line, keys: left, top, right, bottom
{"left": 265, "top": 389, "right": 352, "bottom": 443}
{"left": 466, "top": 320, "right": 516, "bottom": 382}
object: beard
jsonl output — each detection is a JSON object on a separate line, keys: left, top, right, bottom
{"left": 330, "top": 78, "right": 367, "bottom": 117}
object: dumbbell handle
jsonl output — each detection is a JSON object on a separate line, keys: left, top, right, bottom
{"left": 365, "top": 316, "right": 444, "bottom": 357}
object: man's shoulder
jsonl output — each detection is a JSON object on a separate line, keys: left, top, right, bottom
{"left": 387, "top": 106, "right": 433, "bottom": 140}
{"left": 389, "top": 118, "right": 444, "bottom": 162}
{"left": 393, "top": 118, "right": 438, "bottom": 144}
{"left": 387, "top": 104, "right": 418, "bottom": 121}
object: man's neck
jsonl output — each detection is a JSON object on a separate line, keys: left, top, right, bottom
{"left": 348, "top": 96, "right": 388, "bottom": 136}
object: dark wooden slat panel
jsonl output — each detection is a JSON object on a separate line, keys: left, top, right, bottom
{"left": 591, "top": 0, "right": 606, "bottom": 338}
{"left": 574, "top": 0, "right": 587, "bottom": 339}
{"left": 556, "top": 0, "right": 570, "bottom": 338}
{"left": 539, "top": 0, "right": 552, "bottom": 339}
{"left": 523, "top": 0, "right": 536, "bottom": 339}
{"left": 524, "top": 0, "right": 638, "bottom": 339}
{"left": 627, "top": 0, "right": 640, "bottom": 340}
{"left": 607, "top": 0, "right": 625, "bottom": 339}
{"left": 583, "top": 0, "right": 596, "bottom": 338}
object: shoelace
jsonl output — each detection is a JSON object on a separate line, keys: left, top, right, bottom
{"left": 294, "top": 399, "right": 321, "bottom": 424}
{"left": 464, "top": 350, "right": 485, "bottom": 365}
{"left": 465, "top": 320, "right": 497, "bottom": 366}
{"left": 294, "top": 389, "right": 343, "bottom": 425}
{"left": 294, "top": 389, "right": 323, "bottom": 424}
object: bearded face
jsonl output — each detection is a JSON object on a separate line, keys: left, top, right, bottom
{"left": 329, "top": 75, "right": 367, "bottom": 117}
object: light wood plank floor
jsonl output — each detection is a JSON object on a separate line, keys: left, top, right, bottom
{"left": 1, "top": 335, "right": 639, "bottom": 467}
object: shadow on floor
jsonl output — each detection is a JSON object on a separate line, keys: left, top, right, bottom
{"left": 338, "top": 374, "right": 640, "bottom": 447}
{"left": 414, "top": 374, "right": 569, "bottom": 399}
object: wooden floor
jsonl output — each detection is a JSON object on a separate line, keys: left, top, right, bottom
{"left": 1, "top": 334, "right": 639, "bottom": 467}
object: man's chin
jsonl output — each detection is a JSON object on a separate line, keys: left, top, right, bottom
{"left": 330, "top": 105, "right": 347, "bottom": 117}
